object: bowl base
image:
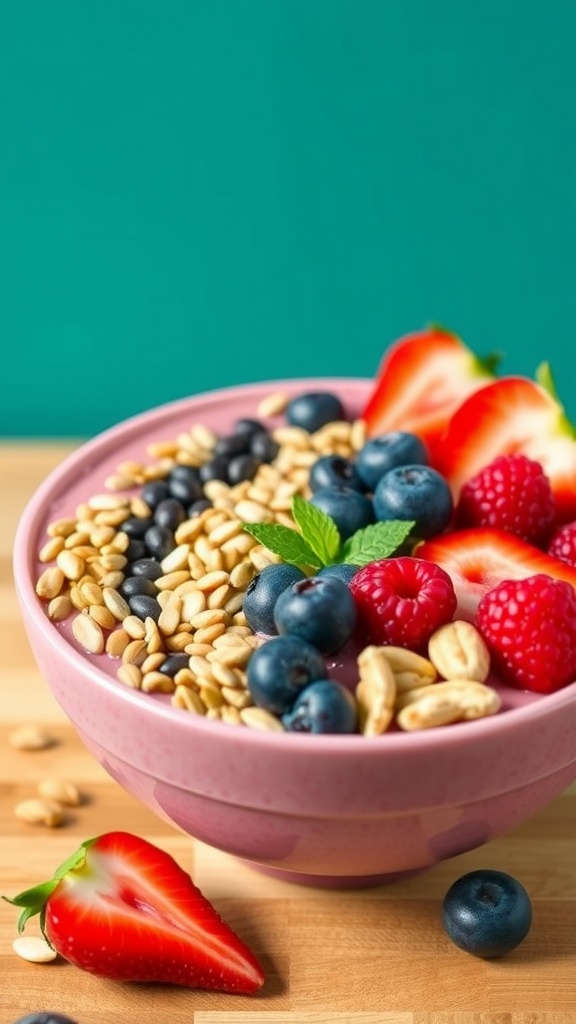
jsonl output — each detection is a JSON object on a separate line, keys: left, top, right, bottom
{"left": 240, "top": 859, "right": 425, "bottom": 889}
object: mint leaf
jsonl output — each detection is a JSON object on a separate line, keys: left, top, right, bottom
{"left": 341, "top": 520, "right": 415, "bottom": 566}
{"left": 291, "top": 494, "right": 341, "bottom": 566}
{"left": 243, "top": 522, "right": 322, "bottom": 571}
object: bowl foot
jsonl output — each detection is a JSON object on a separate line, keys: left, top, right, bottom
{"left": 240, "top": 859, "right": 426, "bottom": 889}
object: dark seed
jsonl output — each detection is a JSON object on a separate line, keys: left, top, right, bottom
{"left": 124, "top": 538, "right": 146, "bottom": 562}
{"left": 128, "top": 593, "right": 162, "bottom": 622}
{"left": 158, "top": 653, "right": 191, "bottom": 677}
{"left": 140, "top": 480, "right": 170, "bottom": 509}
{"left": 250, "top": 431, "right": 279, "bottom": 462}
{"left": 227, "top": 453, "right": 261, "bottom": 485}
{"left": 119, "top": 576, "right": 158, "bottom": 599}
{"left": 199, "top": 455, "right": 230, "bottom": 485}
{"left": 234, "top": 417, "right": 264, "bottom": 439}
{"left": 144, "top": 524, "right": 175, "bottom": 560}
{"left": 129, "top": 557, "right": 164, "bottom": 581}
{"left": 153, "top": 498, "right": 187, "bottom": 530}
{"left": 122, "top": 515, "right": 153, "bottom": 539}
{"left": 187, "top": 498, "right": 213, "bottom": 517}
{"left": 214, "top": 434, "right": 249, "bottom": 458}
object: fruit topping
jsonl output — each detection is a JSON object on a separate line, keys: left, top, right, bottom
{"left": 373, "top": 463, "right": 454, "bottom": 539}
{"left": 547, "top": 520, "right": 576, "bottom": 566}
{"left": 355, "top": 430, "right": 428, "bottom": 491}
{"left": 361, "top": 325, "right": 498, "bottom": 460}
{"left": 455, "top": 453, "right": 555, "bottom": 545}
{"left": 273, "top": 576, "right": 357, "bottom": 655}
{"left": 285, "top": 390, "right": 346, "bottom": 432}
{"left": 2, "top": 831, "right": 265, "bottom": 993}
{"left": 309, "top": 484, "right": 375, "bottom": 541}
{"left": 442, "top": 869, "right": 532, "bottom": 958}
{"left": 243, "top": 563, "right": 307, "bottom": 635}
{"left": 282, "top": 678, "right": 358, "bottom": 733}
{"left": 349, "top": 556, "right": 457, "bottom": 649}
{"left": 417, "top": 526, "right": 576, "bottom": 620}
{"left": 476, "top": 573, "right": 576, "bottom": 694}
{"left": 246, "top": 634, "right": 327, "bottom": 714}
{"left": 435, "top": 367, "right": 576, "bottom": 525}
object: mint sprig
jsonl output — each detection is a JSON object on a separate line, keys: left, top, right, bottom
{"left": 243, "top": 496, "right": 415, "bottom": 572}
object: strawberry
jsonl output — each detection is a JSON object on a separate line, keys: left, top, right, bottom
{"left": 435, "top": 365, "right": 576, "bottom": 525}
{"left": 3, "top": 831, "right": 265, "bottom": 994}
{"left": 361, "top": 325, "right": 498, "bottom": 461}
{"left": 416, "top": 527, "right": 576, "bottom": 620}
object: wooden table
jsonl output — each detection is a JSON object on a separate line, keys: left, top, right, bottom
{"left": 1, "top": 443, "right": 575, "bottom": 1023}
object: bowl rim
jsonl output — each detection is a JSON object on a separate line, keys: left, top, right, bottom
{"left": 14, "top": 376, "right": 576, "bottom": 758}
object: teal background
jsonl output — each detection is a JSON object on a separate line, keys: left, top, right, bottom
{"left": 1, "top": 0, "right": 575, "bottom": 438}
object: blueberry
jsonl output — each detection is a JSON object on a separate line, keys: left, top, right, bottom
{"left": 286, "top": 391, "right": 346, "bottom": 433}
{"left": 282, "top": 679, "right": 358, "bottom": 733}
{"left": 309, "top": 485, "right": 375, "bottom": 541}
{"left": 356, "top": 431, "right": 428, "bottom": 491}
{"left": 13, "top": 1015, "right": 79, "bottom": 1024}
{"left": 442, "top": 869, "right": 532, "bottom": 958}
{"left": 316, "top": 562, "right": 358, "bottom": 585}
{"left": 234, "top": 416, "right": 265, "bottom": 439}
{"left": 247, "top": 635, "right": 326, "bottom": 714}
{"left": 373, "top": 464, "right": 453, "bottom": 539}
{"left": 243, "top": 563, "right": 307, "bottom": 635}
{"left": 273, "top": 576, "right": 356, "bottom": 654}
{"left": 309, "top": 454, "right": 365, "bottom": 493}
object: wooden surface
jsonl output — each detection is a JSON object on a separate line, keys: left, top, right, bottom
{"left": 1, "top": 442, "right": 575, "bottom": 1024}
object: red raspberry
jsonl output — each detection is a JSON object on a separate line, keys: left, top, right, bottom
{"left": 349, "top": 556, "right": 457, "bottom": 649}
{"left": 456, "top": 454, "right": 555, "bottom": 545}
{"left": 547, "top": 521, "right": 576, "bottom": 567}
{"left": 476, "top": 574, "right": 576, "bottom": 694}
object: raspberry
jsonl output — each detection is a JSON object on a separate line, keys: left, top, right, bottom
{"left": 349, "top": 556, "right": 457, "bottom": 649}
{"left": 476, "top": 574, "right": 576, "bottom": 694}
{"left": 456, "top": 454, "right": 555, "bottom": 545}
{"left": 547, "top": 521, "right": 576, "bottom": 567}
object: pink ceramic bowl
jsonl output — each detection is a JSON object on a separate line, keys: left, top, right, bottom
{"left": 13, "top": 379, "right": 576, "bottom": 887}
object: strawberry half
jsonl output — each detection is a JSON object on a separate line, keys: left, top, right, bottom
{"left": 416, "top": 527, "right": 576, "bottom": 620}
{"left": 361, "top": 325, "right": 498, "bottom": 461}
{"left": 3, "top": 831, "right": 265, "bottom": 993}
{"left": 436, "top": 365, "right": 576, "bottom": 524}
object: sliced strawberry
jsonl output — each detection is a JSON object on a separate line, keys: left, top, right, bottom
{"left": 361, "top": 325, "right": 498, "bottom": 461}
{"left": 3, "top": 831, "right": 265, "bottom": 993}
{"left": 436, "top": 366, "right": 576, "bottom": 524}
{"left": 416, "top": 527, "right": 576, "bottom": 620}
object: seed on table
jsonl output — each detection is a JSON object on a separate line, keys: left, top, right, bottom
{"left": 35, "top": 566, "right": 65, "bottom": 600}
{"left": 12, "top": 935, "right": 58, "bottom": 963}
{"left": 8, "top": 725, "right": 55, "bottom": 750}
{"left": 72, "top": 613, "right": 105, "bottom": 654}
{"left": 38, "top": 777, "right": 82, "bottom": 807}
{"left": 15, "top": 797, "right": 65, "bottom": 827}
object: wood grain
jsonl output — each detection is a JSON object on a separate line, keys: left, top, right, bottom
{"left": 1, "top": 443, "right": 575, "bottom": 1023}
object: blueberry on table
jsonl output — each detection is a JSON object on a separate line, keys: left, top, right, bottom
{"left": 243, "top": 563, "right": 307, "bottom": 635}
{"left": 246, "top": 635, "right": 326, "bottom": 714}
{"left": 442, "top": 869, "right": 532, "bottom": 958}
{"left": 356, "top": 431, "right": 428, "bottom": 490}
{"left": 282, "top": 679, "right": 358, "bottom": 734}
{"left": 309, "top": 484, "right": 375, "bottom": 541}
{"left": 373, "top": 464, "right": 453, "bottom": 538}
{"left": 286, "top": 391, "right": 346, "bottom": 433}
{"left": 13, "top": 1015, "right": 79, "bottom": 1024}
{"left": 273, "top": 576, "right": 356, "bottom": 654}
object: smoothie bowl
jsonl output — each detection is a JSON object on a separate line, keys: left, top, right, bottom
{"left": 13, "top": 345, "right": 576, "bottom": 887}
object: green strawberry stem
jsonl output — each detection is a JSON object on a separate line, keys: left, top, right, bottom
{"left": 535, "top": 361, "right": 576, "bottom": 439}
{"left": 2, "top": 836, "right": 97, "bottom": 940}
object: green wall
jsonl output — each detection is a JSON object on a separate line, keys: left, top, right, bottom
{"left": 1, "top": 0, "right": 575, "bottom": 438}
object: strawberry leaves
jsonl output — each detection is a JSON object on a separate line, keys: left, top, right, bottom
{"left": 244, "top": 495, "right": 415, "bottom": 572}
